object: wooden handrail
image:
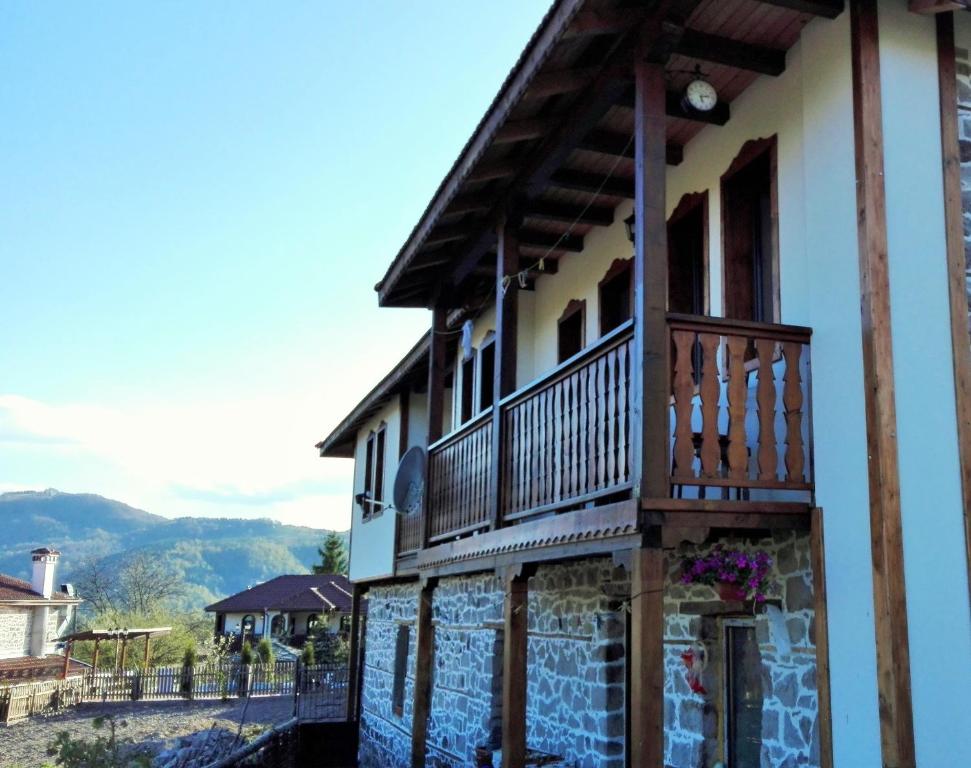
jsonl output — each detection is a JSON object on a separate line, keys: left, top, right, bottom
{"left": 428, "top": 406, "right": 494, "bottom": 453}
{"left": 667, "top": 312, "right": 812, "bottom": 343}
{"left": 499, "top": 319, "right": 635, "bottom": 410}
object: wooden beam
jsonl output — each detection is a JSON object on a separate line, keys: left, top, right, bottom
{"left": 424, "top": 308, "right": 447, "bottom": 547}
{"left": 615, "top": 87, "right": 731, "bottom": 125}
{"left": 524, "top": 199, "right": 615, "bottom": 227}
{"left": 632, "top": 59, "right": 670, "bottom": 501}
{"left": 525, "top": 67, "right": 599, "bottom": 99}
{"left": 92, "top": 638, "right": 100, "bottom": 672}
{"left": 910, "top": 0, "right": 969, "bottom": 12}
{"left": 579, "top": 128, "right": 684, "bottom": 165}
{"left": 754, "top": 0, "right": 845, "bottom": 17}
{"left": 566, "top": 8, "right": 629, "bottom": 37}
{"left": 850, "top": 2, "right": 917, "bottom": 766}
{"left": 936, "top": 11, "right": 971, "bottom": 614}
{"left": 424, "top": 223, "right": 476, "bottom": 248}
{"left": 628, "top": 546, "right": 664, "bottom": 768}
{"left": 143, "top": 636, "right": 151, "bottom": 672}
{"left": 810, "top": 508, "right": 834, "bottom": 768}
{"left": 467, "top": 161, "right": 518, "bottom": 184}
{"left": 549, "top": 169, "right": 635, "bottom": 198}
{"left": 346, "top": 585, "right": 364, "bottom": 718}
{"left": 62, "top": 640, "right": 73, "bottom": 680}
{"left": 447, "top": 194, "right": 493, "bottom": 215}
{"left": 517, "top": 228, "right": 584, "bottom": 253}
{"left": 491, "top": 220, "right": 519, "bottom": 530}
{"left": 501, "top": 567, "right": 529, "bottom": 768}
{"left": 675, "top": 28, "right": 787, "bottom": 76}
{"left": 494, "top": 118, "right": 554, "bottom": 145}
{"left": 410, "top": 580, "right": 436, "bottom": 768}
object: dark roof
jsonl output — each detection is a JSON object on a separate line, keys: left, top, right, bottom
{"left": 0, "top": 655, "right": 87, "bottom": 683}
{"left": 0, "top": 573, "right": 79, "bottom": 604}
{"left": 316, "top": 333, "right": 429, "bottom": 458}
{"left": 205, "top": 574, "right": 357, "bottom": 614}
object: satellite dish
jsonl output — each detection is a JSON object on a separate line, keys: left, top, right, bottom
{"left": 393, "top": 446, "right": 426, "bottom": 516}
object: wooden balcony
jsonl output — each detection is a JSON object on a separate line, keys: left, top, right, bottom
{"left": 397, "top": 314, "right": 813, "bottom": 566}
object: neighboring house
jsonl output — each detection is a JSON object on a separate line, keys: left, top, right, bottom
{"left": 206, "top": 574, "right": 357, "bottom": 647}
{"left": 0, "top": 548, "right": 83, "bottom": 683}
{"left": 318, "top": 2, "right": 971, "bottom": 768}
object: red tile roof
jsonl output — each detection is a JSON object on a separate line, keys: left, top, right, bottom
{"left": 0, "top": 655, "right": 87, "bottom": 683}
{"left": 0, "top": 573, "right": 79, "bottom": 603}
{"left": 205, "top": 574, "right": 358, "bottom": 614}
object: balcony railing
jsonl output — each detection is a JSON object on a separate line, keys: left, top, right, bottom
{"left": 399, "top": 314, "right": 813, "bottom": 559}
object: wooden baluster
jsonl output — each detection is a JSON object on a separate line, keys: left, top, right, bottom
{"left": 570, "top": 371, "right": 579, "bottom": 494}
{"left": 596, "top": 354, "right": 607, "bottom": 488}
{"left": 509, "top": 409, "right": 518, "bottom": 516}
{"left": 607, "top": 349, "right": 618, "bottom": 485}
{"left": 725, "top": 335, "right": 749, "bottom": 480}
{"left": 617, "top": 343, "right": 629, "bottom": 484}
{"left": 587, "top": 361, "right": 598, "bottom": 492}
{"left": 671, "top": 330, "right": 696, "bottom": 480}
{"left": 783, "top": 341, "right": 806, "bottom": 483}
{"left": 578, "top": 366, "right": 589, "bottom": 497}
{"left": 553, "top": 380, "right": 563, "bottom": 504}
{"left": 755, "top": 338, "right": 779, "bottom": 481}
{"left": 517, "top": 406, "right": 526, "bottom": 515}
{"left": 531, "top": 395, "right": 540, "bottom": 510}
{"left": 699, "top": 333, "right": 721, "bottom": 479}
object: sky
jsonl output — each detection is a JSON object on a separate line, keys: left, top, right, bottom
{"left": 0, "top": 1, "right": 550, "bottom": 531}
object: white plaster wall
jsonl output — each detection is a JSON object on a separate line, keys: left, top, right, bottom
{"left": 349, "top": 398, "right": 402, "bottom": 582}
{"left": 221, "top": 610, "right": 266, "bottom": 636}
{"left": 880, "top": 3, "right": 971, "bottom": 764}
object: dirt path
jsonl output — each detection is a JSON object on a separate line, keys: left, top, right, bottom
{"left": 0, "top": 696, "right": 295, "bottom": 768}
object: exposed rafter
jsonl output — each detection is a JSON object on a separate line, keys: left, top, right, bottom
{"left": 579, "top": 129, "right": 684, "bottom": 165}
{"left": 494, "top": 118, "right": 555, "bottom": 145}
{"left": 524, "top": 199, "right": 615, "bottom": 227}
{"left": 549, "top": 169, "right": 635, "bottom": 199}
{"left": 675, "top": 29, "right": 786, "bottom": 76}
{"left": 518, "top": 228, "right": 584, "bottom": 253}
{"left": 615, "top": 88, "right": 731, "bottom": 126}
{"left": 754, "top": 0, "right": 845, "bottom": 17}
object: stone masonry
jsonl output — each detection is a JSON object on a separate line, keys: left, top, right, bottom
{"left": 0, "top": 606, "right": 33, "bottom": 659}
{"left": 663, "top": 531, "right": 819, "bottom": 768}
{"left": 359, "top": 536, "right": 817, "bottom": 768}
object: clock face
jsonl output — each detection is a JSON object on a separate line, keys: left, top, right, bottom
{"left": 685, "top": 79, "right": 717, "bottom": 112}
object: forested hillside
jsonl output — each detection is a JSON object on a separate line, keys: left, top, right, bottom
{"left": 0, "top": 489, "right": 345, "bottom": 610}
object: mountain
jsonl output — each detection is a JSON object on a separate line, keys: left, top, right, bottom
{"left": 0, "top": 489, "right": 345, "bottom": 612}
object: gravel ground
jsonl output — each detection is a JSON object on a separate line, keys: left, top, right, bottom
{"left": 0, "top": 696, "right": 296, "bottom": 768}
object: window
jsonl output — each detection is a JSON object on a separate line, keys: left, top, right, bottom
{"left": 241, "top": 614, "right": 255, "bottom": 636}
{"left": 722, "top": 138, "right": 778, "bottom": 323}
{"left": 724, "top": 620, "right": 763, "bottom": 767}
{"left": 361, "top": 423, "right": 387, "bottom": 521}
{"left": 668, "top": 192, "right": 708, "bottom": 315}
{"left": 558, "top": 299, "right": 586, "bottom": 363}
{"left": 307, "top": 613, "right": 320, "bottom": 632}
{"left": 460, "top": 354, "right": 475, "bottom": 424}
{"left": 478, "top": 337, "right": 495, "bottom": 413}
{"left": 391, "top": 624, "right": 410, "bottom": 716}
{"left": 599, "top": 259, "right": 633, "bottom": 335}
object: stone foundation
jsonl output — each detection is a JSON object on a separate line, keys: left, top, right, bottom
{"left": 359, "top": 534, "right": 818, "bottom": 768}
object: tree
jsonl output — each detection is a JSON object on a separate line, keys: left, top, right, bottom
{"left": 313, "top": 532, "right": 348, "bottom": 575}
{"left": 73, "top": 551, "right": 183, "bottom": 619}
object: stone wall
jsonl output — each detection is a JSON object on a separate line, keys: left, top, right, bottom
{"left": 663, "top": 531, "right": 819, "bottom": 768}
{"left": 359, "top": 582, "right": 420, "bottom": 768}
{"left": 359, "top": 536, "right": 817, "bottom": 768}
{"left": 956, "top": 44, "right": 971, "bottom": 343}
{"left": 0, "top": 606, "right": 32, "bottom": 659}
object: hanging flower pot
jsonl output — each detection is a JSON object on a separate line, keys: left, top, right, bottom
{"left": 680, "top": 547, "right": 773, "bottom": 603}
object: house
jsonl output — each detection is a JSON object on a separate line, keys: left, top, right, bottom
{"left": 206, "top": 574, "right": 358, "bottom": 647}
{"left": 317, "top": 1, "right": 971, "bottom": 767}
{"left": 0, "top": 548, "right": 83, "bottom": 683}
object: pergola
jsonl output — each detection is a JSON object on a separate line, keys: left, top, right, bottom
{"left": 60, "top": 627, "right": 172, "bottom": 678}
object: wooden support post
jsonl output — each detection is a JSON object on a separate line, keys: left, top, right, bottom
{"left": 628, "top": 545, "right": 664, "bottom": 768}
{"left": 850, "top": 2, "right": 917, "bottom": 766}
{"left": 501, "top": 566, "right": 530, "bottom": 768}
{"left": 936, "top": 11, "right": 971, "bottom": 614}
{"left": 62, "top": 640, "right": 72, "bottom": 680}
{"left": 92, "top": 638, "right": 100, "bottom": 672}
{"left": 424, "top": 306, "right": 447, "bottom": 549}
{"left": 346, "top": 585, "right": 364, "bottom": 719}
{"left": 411, "top": 579, "right": 437, "bottom": 767}
{"left": 490, "top": 217, "right": 519, "bottom": 529}
{"left": 810, "top": 508, "right": 834, "bottom": 768}
{"left": 631, "top": 55, "right": 671, "bottom": 502}
{"left": 143, "top": 636, "right": 152, "bottom": 672}
{"left": 120, "top": 638, "right": 128, "bottom": 670}
{"left": 113, "top": 635, "right": 120, "bottom": 670}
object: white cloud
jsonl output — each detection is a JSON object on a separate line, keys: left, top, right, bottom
{"left": 0, "top": 392, "right": 353, "bottom": 530}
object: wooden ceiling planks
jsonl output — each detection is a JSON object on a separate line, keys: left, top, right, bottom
{"left": 378, "top": 0, "right": 844, "bottom": 308}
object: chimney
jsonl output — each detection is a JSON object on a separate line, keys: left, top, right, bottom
{"left": 31, "top": 548, "right": 60, "bottom": 599}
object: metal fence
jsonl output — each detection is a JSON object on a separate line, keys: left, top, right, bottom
{"left": 0, "top": 661, "right": 347, "bottom": 724}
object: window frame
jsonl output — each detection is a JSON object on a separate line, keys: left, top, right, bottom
{"left": 361, "top": 422, "right": 387, "bottom": 522}
{"left": 598, "top": 258, "right": 634, "bottom": 336}
{"left": 557, "top": 298, "right": 586, "bottom": 363}
{"left": 478, "top": 334, "right": 496, "bottom": 414}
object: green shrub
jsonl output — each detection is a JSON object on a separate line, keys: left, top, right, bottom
{"left": 182, "top": 645, "right": 197, "bottom": 667}
{"left": 46, "top": 716, "right": 151, "bottom": 768}
{"left": 240, "top": 640, "right": 254, "bottom": 666}
{"left": 256, "top": 637, "right": 274, "bottom": 666}
{"left": 300, "top": 642, "right": 315, "bottom": 665}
